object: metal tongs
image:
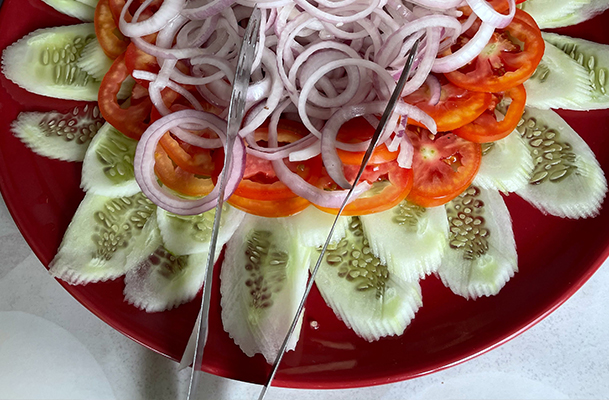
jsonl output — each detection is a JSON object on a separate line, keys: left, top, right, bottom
{"left": 182, "top": 7, "right": 261, "bottom": 400}
{"left": 257, "top": 37, "right": 422, "bottom": 400}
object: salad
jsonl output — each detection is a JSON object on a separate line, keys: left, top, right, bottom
{"left": 1, "top": 0, "right": 609, "bottom": 383}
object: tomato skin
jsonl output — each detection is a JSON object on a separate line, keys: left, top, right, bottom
{"left": 228, "top": 194, "right": 311, "bottom": 218}
{"left": 95, "top": 0, "right": 130, "bottom": 59}
{"left": 98, "top": 54, "right": 152, "bottom": 139}
{"left": 444, "top": 9, "right": 544, "bottom": 93}
{"left": 154, "top": 146, "right": 215, "bottom": 197}
{"left": 335, "top": 117, "right": 398, "bottom": 165}
{"left": 404, "top": 78, "right": 493, "bottom": 132}
{"left": 406, "top": 129, "right": 481, "bottom": 207}
{"left": 453, "top": 84, "right": 526, "bottom": 143}
{"left": 315, "top": 161, "right": 413, "bottom": 216}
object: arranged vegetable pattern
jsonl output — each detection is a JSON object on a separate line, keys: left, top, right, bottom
{"left": 1, "top": 0, "right": 608, "bottom": 366}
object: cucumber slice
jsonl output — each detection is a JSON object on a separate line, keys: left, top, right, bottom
{"left": 76, "top": 0, "right": 99, "bottom": 7}
{"left": 123, "top": 215, "right": 212, "bottom": 312}
{"left": 519, "top": 0, "right": 609, "bottom": 29}
{"left": 283, "top": 206, "right": 348, "bottom": 247}
{"left": 49, "top": 192, "right": 156, "bottom": 285}
{"left": 220, "top": 214, "right": 311, "bottom": 363}
{"left": 156, "top": 204, "right": 245, "bottom": 256}
{"left": 437, "top": 186, "right": 517, "bottom": 299}
{"left": 81, "top": 122, "right": 140, "bottom": 197}
{"left": 542, "top": 32, "right": 609, "bottom": 110}
{"left": 515, "top": 107, "right": 607, "bottom": 218}
{"left": 1, "top": 24, "right": 100, "bottom": 101}
{"left": 474, "top": 130, "right": 534, "bottom": 193}
{"left": 41, "top": 0, "right": 96, "bottom": 21}
{"left": 311, "top": 217, "right": 422, "bottom": 341}
{"left": 524, "top": 41, "right": 592, "bottom": 110}
{"left": 76, "top": 38, "right": 114, "bottom": 81}
{"left": 10, "top": 104, "right": 103, "bottom": 162}
{"left": 360, "top": 201, "right": 448, "bottom": 282}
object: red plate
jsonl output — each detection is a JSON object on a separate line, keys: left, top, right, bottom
{"left": 1, "top": 0, "right": 609, "bottom": 389}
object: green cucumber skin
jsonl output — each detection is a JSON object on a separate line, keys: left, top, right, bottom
{"left": 1, "top": 23, "right": 100, "bottom": 101}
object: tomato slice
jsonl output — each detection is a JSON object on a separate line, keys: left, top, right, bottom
{"left": 404, "top": 76, "right": 493, "bottom": 132}
{"left": 154, "top": 146, "right": 215, "bottom": 197}
{"left": 229, "top": 120, "right": 322, "bottom": 201}
{"left": 453, "top": 84, "right": 526, "bottom": 143}
{"left": 315, "top": 160, "right": 413, "bottom": 216}
{"left": 124, "top": 41, "right": 159, "bottom": 83}
{"left": 98, "top": 53, "right": 152, "bottom": 139}
{"left": 335, "top": 117, "right": 398, "bottom": 165}
{"left": 95, "top": 0, "right": 130, "bottom": 59}
{"left": 227, "top": 194, "right": 311, "bottom": 218}
{"left": 444, "top": 9, "right": 544, "bottom": 93}
{"left": 158, "top": 133, "right": 218, "bottom": 176}
{"left": 406, "top": 128, "right": 481, "bottom": 207}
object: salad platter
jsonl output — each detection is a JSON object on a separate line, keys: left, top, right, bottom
{"left": 1, "top": 0, "right": 609, "bottom": 390}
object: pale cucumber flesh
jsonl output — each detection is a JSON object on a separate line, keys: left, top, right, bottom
{"left": 519, "top": 0, "right": 609, "bottom": 29}
{"left": 1, "top": 23, "right": 100, "bottom": 101}
{"left": 311, "top": 216, "right": 422, "bottom": 341}
{"left": 49, "top": 192, "right": 156, "bottom": 284}
{"left": 524, "top": 40, "right": 592, "bottom": 110}
{"left": 11, "top": 104, "right": 103, "bottom": 162}
{"left": 474, "top": 130, "right": 534, "bottom": 193}
{"left": 437, "top": 186, "right": 517, "bottom": 299}
{"left": 123, "top": 215, "right": 212, "bottom": 313}
{"left": 515, "top": 107, "right": 607, "bottom": 218}
{"left": 81, "top": 122, "right": 140, "bottom": 197}
{"left": 542, "top": 32, "right": 609, "bottom": 110}
{"left": 220, "top": 214, "right": 310, "bottom": 363}
{"left": 360, "top": 201, "right": 448, "bottom": 282}
{"left": 41, "top": 0, "right": 96, "bottom": 21}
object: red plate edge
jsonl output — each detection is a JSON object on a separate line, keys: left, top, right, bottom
{"left": 1, "top": 0, "right": 608, "bottom": 390}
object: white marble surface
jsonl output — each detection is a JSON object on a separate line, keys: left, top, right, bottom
{"left": 0, "top": 195, "right": 608, "bottom": 400}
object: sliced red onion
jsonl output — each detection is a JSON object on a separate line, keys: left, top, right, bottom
{"left": 397, "top": 134, "right": 414, "bottom": 169}
{"left": 119, "top": 0, "right": 186, "bottom": 38}
{"left": 181, "top": 0, "right": 237, "bottom": 20}
{"left": 432, "top": 21, "right": 495, "bottom": 73}
{"left": 467, "top": 0, "right": 515, "bottom": 29}
{"left": 134, "top": 110, "right": 244, "bottom": 215}
{"left": 425, "top": 74, "right": 442, "bottom": 106}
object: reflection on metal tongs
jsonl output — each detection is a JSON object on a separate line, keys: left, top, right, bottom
{"left": 181, "top": 7, "right": 261, "bottom": 400}
{"left": 257, "top": 38, "right": 422, "bottom": 400}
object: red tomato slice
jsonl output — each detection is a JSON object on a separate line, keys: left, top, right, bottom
{"left": 98, "top": 53, "right": 152, "bottom": 139}
{"left": 453, "top": 84, "right": 526, "bottom": 143}
{"left": 154, "top": 146, "right": 215, "bottom": 197}
{"left": 335, "top": 117, "right": 398, "bottom": 165}
{"left": 158, "top": 133, "right": 218, "bottom": 176}
{"left": 228, "top": 120, "right": 322, "bottom": 201}
{"left": 315, "top": 161, "right": 413, "bottom": 216}
{"left": 444, "top": 9, "right": 544, "bottom": 93}
{"left": 406, "top": 128, "right": 482, "bottom": 207}
{"left": 94, "top": 0, "right": 130, "bottom": 59}
{"left": 404, "top": 76, "right": 493, "bottom": 132}
{"left": 227, "top": 194, "right": 311, "bottom": 218}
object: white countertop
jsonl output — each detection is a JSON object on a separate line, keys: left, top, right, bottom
{"left": 0, "top": 194, "right": 608, "bottom": 400}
